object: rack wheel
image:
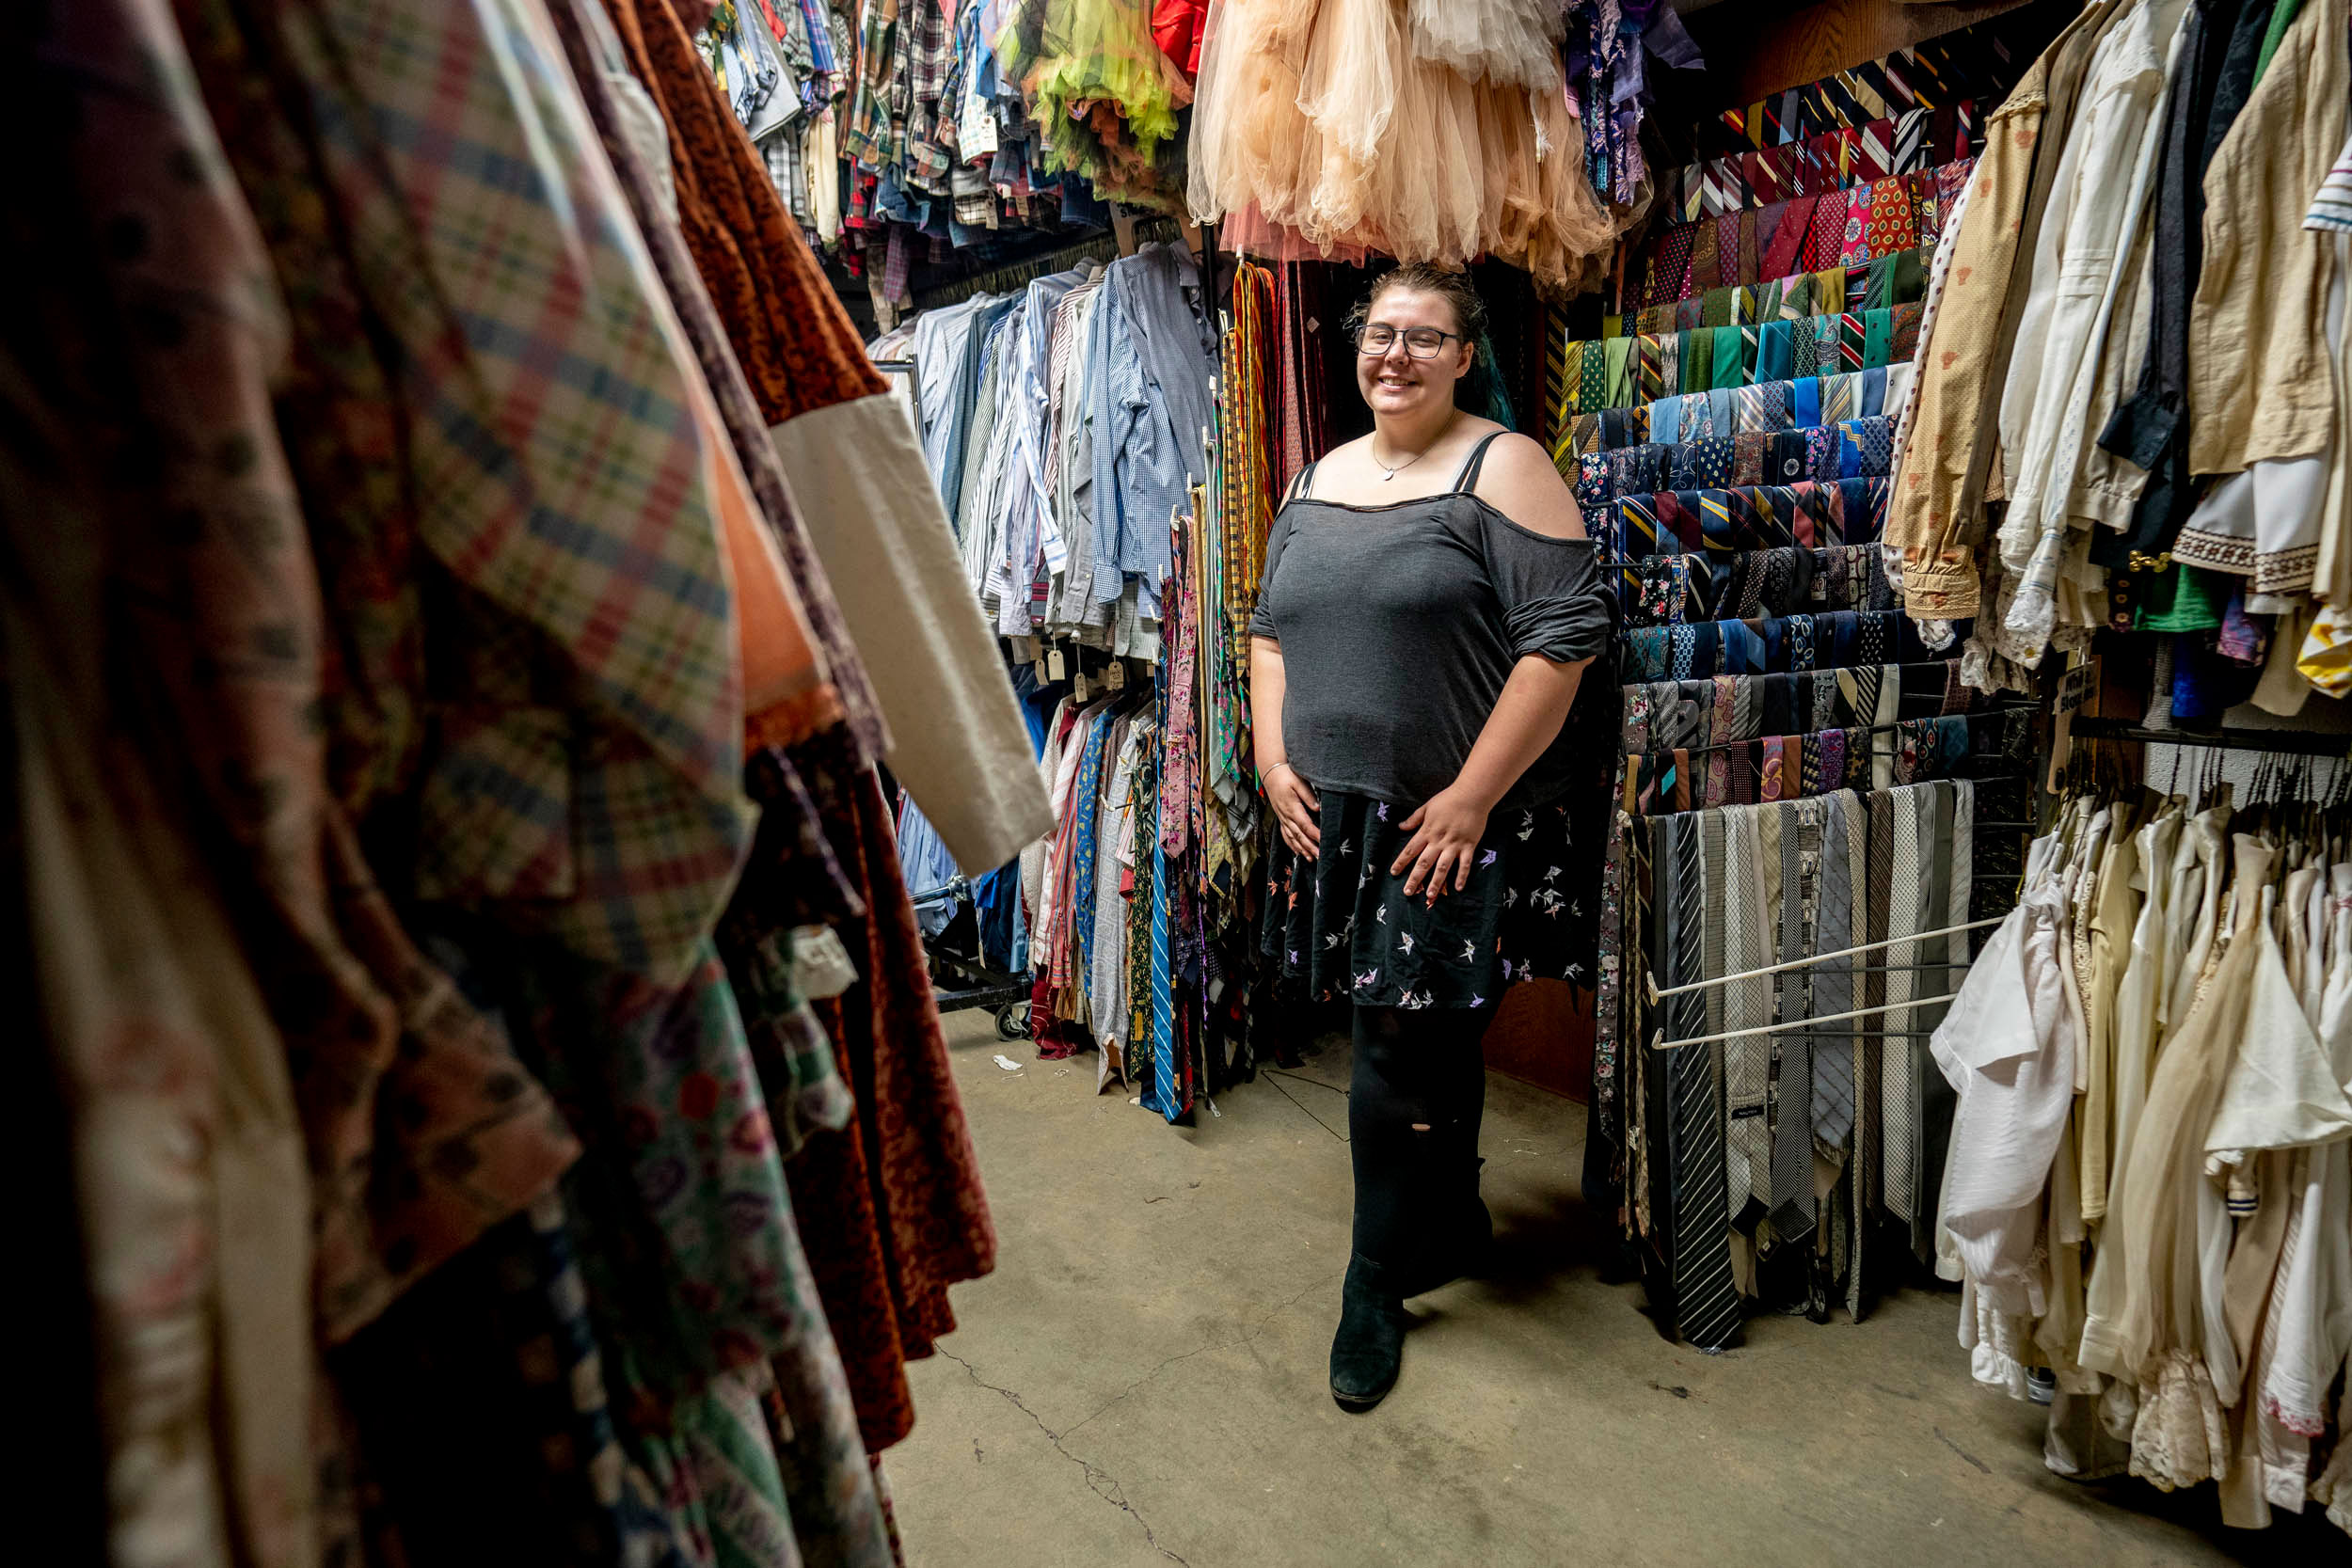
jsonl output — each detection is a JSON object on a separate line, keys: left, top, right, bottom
{"left": 994, "top": 1003, "right": 1028, "bottom": 1041}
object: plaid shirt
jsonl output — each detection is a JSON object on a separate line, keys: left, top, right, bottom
{"left": 296, "top": 0, "right": 755, "bottom": 980}
{"left": 841, "top": 0, "right": 898, "bottom": 168}
{"left": 901, "top": 0, "right": 954, "bottom": 190}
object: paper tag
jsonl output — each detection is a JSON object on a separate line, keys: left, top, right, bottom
{"left": 1073, "top": 670, "right": 1089, "bottom": 702}
{"left": 1034, "top": 657, "right": 1050, "bottom": 683}
{"left": 1047, "top": 647, "right": 1067, "bottom": 681}
{"left": 957, "top": 87, "right": 1000, "bottom": 161}
{"left": 2058, "top": 658, "right": 2097, "bottom": 715}
{"left": 1015, "top": 635, "right": 1040, "bottom": 662}
{"left": 1104, "top": 660, "right": 1126, "bottom": 689}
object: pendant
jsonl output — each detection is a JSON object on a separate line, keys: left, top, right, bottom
{"left": 1382, "top": 469, "right": 1395, "bottom": 481}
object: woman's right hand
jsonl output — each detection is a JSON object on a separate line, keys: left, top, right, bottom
{"left": 1265, "top": 764, "right": 1322, "bottom": 860}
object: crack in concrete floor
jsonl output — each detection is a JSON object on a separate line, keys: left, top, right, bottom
{"left": 935, "top": 1348, "right": 1193, "bottom": 1566}
{"left": 936, "top": 1275, "right": 1336, "bottom": 1566}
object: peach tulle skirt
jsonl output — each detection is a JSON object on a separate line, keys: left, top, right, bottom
{"left": 1187, "top": 0, "right": 1621, "bottom": 293}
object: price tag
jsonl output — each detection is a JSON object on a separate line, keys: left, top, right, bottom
{"left": 1047, "top": 646, "right": 1067, "bottom": 682}
{"left": 1034, "top": 657, "right": 1050, "bottom": 683}
{"left": 2048, "top": 655, "right": 2098, "bottom": 795}
{"left": 1104, "top": 660, "right": 1126, "bottom": 689}
{"left": 2058, "top": 658, "right": 2097, "bottom": 715}
{"left": 1073, "top": 671, "right": 1089, "bottom": 702}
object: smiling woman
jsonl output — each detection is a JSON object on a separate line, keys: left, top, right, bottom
{"left": 1244, "top": 263, "right": 1620, "bottom": 1414}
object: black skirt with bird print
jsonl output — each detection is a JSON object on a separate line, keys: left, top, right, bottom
{"left": 1261, "top": 789, "right": 1594, "bottom": 1010}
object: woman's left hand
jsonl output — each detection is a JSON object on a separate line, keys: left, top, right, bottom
{"left": 1391, "top": 784, "right": 1493, "bottom": 905}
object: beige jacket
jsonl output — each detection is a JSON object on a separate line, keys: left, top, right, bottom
{"left": 1886, "top": 1, "right": 2115, "bottom": 620}
{"left": 1884, "top": 61, "right": 2053, "bottom": 619}
{"left": 2185, "top": 0, "right": 2348, "bottom": 477}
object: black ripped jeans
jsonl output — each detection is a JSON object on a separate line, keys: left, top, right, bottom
{"left": 1348, "top": 1003, "right": 1494, "bottom": 1283}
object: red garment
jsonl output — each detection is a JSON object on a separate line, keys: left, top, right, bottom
{"left": 603, "top": 0, "right": 883, "bottom": 425}
{"left": 1152, "top": 0, "right": 1205, "bottom": 77}
{"left": 792, "top": 739, "right": 996, "bottom": 1451}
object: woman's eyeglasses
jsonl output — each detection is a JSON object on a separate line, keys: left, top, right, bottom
{"left": 1353, "top": 324, "right": 1464, "bottom": 359}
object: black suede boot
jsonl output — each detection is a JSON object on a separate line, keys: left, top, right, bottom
{"left": 1329, "top": 1253, "right": 1408, "bottom": 1412}
{"left": 1391, "top": 1157, "right": 1493, "bottom": 1300}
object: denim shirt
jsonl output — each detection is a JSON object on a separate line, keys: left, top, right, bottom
{"left": 1091, "top": 244, "right": 1216, "bottom": 622}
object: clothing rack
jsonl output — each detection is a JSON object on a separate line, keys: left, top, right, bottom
{"left": 911, "top": 217, "right": 1178, "bottom": 311}
{"left": 1647, "top": 705, "right": 2038, "bottom": 758}
{"left": 2067, "top": 716, "right": 2352, "bottom": 757}
{"left": 1645, "top": 913, "right": 2002, "bottom": 1001}
{"left": 1648, "top": 992, "right": 1963, "bottom": 1050}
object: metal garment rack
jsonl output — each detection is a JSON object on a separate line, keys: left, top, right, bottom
{"left": 1636, "top": 703, "right": 2040, "bottom": 759}
{"left": 2068, "top": 716, "right": 2352, "bottom": 757}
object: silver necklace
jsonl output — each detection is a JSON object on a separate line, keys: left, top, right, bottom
{"left": 1371, "top": 415, "right": 1457, "bottom": 482}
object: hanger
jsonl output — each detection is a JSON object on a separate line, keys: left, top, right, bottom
{"left": 1648, "top": 992, "right": 1965, "bottom": 1050}
{"left": 1645, "top": 914, "right": 2005, "bottom": 1001}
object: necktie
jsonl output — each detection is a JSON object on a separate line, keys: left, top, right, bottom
{"left": 1733, "top": 432, "right": 1770, "bottom": 487}
{"left": 1813, "top": 793, "right": 1860, "bottom": 1148}
{"left": 1149, "top": 838, "right": 1175, "bottom": 1117}
{"left": 1894, "top": 106, "right": 1928, "bottom": 174}
{"left": 1747, "top": 809, "right": 1783, "bottom": 1214}
{"left": 1859, "top": 364, "right": 1887, "bottom": 420}
{"left": 1703, "top": 811, "right": 1728, "bottom": 1042}
{"left": 1594, "top": 809, "right": 1629, "bottom": 1146}
{"left": 1862, "top": 793, "right": 1892, "bottom": 1217}
{"left": 1807, "top": 424, "right": 1839, "bottom": 483}
{"left": 1720, "top": 810, "right": 1770, "bottom": 1218}
{"left": 1603, "top": 335, "right": 1633, "bottom": 407}
{"left": 1549, "top": 320, "right": 1575, "bottom": 436}
{"left": 1793, "top": 375, "right": 1822, "bottom": 428}
{"left": 1665, "top": 815, "right": 1742, "bottom": 1350}
{"left": 1789, "top": 319, "right": 1820, "bottom": 377}
{"left": 1704, "top": 154, "right": 1740, "bottom": 216}
{"left": 1821, "top": 371, "right": 1859, "bottom": 427}
{"left": 1579, "top": 337, "right": 1608, "bottom": 414}
{"left": 1814, "top": 312, "right": 1842, "bottom": 371}
{"left": 1915, "top": 780, "right": 1970, "bottom": 1255}
{"left": 1708, "top": 678, "right": 1736, "bottom": 805}
{"left": 1712, "top": 323, "right": 1744, "bottom": 389}
{"left": 1647, "top": 395, "right": 1680, "bottom": 449}
{"left": 1890, "top": 300, "right": 1924, "bottom": 362}
{"left": 1864, "top": 308, "right": 1895, "bottom": 369}
{"left": 1881, "top": 787, "right": 1924, "bottom": 1225}
{"left": 1771, "top": 800, "right": 1818, "bottom": 1242}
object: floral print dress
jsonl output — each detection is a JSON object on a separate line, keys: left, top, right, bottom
{"left": 1263, "top": 790, "right": 1593, "bottom": 1010}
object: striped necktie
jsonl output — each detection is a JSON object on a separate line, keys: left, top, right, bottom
{"left": 1880, "top": 787, "right": 1925, "bottom": 1224}
{"left": 1839, "top": 312, "right": 1866, "bottom": 371}
{"left": 1861, "top": 793, "right": 1892, "bottom": 1221}
{"left": 1718, "top": 810, "right": 1762, "bottom": 1215}
{"left": 1147, "top": 837, "right": 1177, "bottom": 1119}
{"left": 1770, "top": 800, "right": 1818, "bottom": 1243}
{"left": 1620, "top": 493, "right": 1661, "bottom": 562}
{"left": 1894, "top": 106, "right": 1928, "bottom": 174}
{"left": 1821, "top": 371, "right": 1859, "bottom": 427}
{"left": 1665, "top": 814, "right": 1742, "bottom": 1350}
{"left": 1547, "top": 309, "right": 1572, "bottom": 439}
{"left": 1812, "top": 793, "right": 1859, "bottom": 1149}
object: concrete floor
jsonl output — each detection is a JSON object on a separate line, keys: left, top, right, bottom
{"left": 885, "top": 1012, "right": 2327, "bottom": 1567}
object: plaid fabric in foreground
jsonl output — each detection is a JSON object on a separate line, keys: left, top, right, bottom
{"left": 294, "top": 0, "right": 753, "bottom": 977}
